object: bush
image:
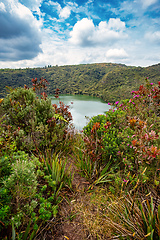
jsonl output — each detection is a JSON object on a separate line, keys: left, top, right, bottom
{"left": 0, "top": 152, "right": 38, "bottom": 235}
{"left": 2, "top": 87, "right": 54, "bottom": 132}
{"left": 82, "top": 80, "right": 160, "bottom": 187}
{"left": 1, "top": 85, "right": 73, "bottom": 154}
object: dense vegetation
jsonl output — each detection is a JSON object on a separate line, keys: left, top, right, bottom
{"left": 0, "top": 76, "right": 160, "bottom": 239}
{"left": 0, "top": 63, "right": 160, "bottom": 103}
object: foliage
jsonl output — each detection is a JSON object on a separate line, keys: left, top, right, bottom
{"left": 1, "top": 63, "right": 160, "bottom": 103}
{"left": 0, "top": 75, "right": 160, "bottom": 239}
{"left": 74, "top": 147, "right": 96, "bottom": 181}
{"left": 0, "top": 150, "right": 71, "bottom": 239}
{"left": 106, "top": 195, "right": 160, "bottom": 240}
{"left": 1, "top": 86, "right": 53, "bottom": 130}
{"left": 82, "top": 79, "right": 160, "bottom": 188}
{"left": 71, "top": 186, "right": 160, "bottom": 240}
{"left": 1, "top": 81, "right": 73, "bottom": 154}
{"left": 3, "top": 154, "right": 38, "bottom": 207}
{"left": 0, "top": 151, "right": 38, "bottom": 236}
{"left": 40, "top": 152, "right": 73, "bottom": 198}
{"left": 0, "top": 78, "right": 74, "bottom": 239}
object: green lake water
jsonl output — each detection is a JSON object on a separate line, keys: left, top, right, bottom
{"left": 50, "top": 95, "right": 111, "bottom": 130}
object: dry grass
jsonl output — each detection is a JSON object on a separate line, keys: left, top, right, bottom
{"left": 52, "top": 156, "right": 160, "bottom": 240}
{"left": 74, "top": 196, "right": 111, "bottom": 238}
{"left": 62, "top": 187, "right": 115, "bottom": 240}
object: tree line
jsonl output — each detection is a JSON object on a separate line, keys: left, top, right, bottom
{"left": 0, "top": 62, "right": 160, "bottom": 103}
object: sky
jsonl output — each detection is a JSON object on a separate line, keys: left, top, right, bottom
{"left": 0, "top": 0, "right": 160, "bottom": 69}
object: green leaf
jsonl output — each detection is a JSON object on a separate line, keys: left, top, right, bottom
{"left": 23, "top": 219, "right": 31, "bottom": 240}
{"left": 12, "top": 222, "right": 16, "bottom": 240}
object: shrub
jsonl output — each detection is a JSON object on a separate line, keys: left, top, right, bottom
{"left": 3, "top": 155, "right": 38, "bottom": 206}
{"left": 1, "top": 84, "right": 73, "bottom": 154}
{"left": 0, "top": 151, "right": 38, "bottom": 237}
{"left": 82, "top": 80, "right": 160, "bottom": 188}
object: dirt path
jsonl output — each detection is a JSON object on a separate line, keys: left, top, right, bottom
{"left": 53, "top": 158, "right": 93, "bottom": 240}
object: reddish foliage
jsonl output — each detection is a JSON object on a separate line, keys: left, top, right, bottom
{"left": 104, "top": 121, "right": 111, "bottom": 130}
{"left": 84, "top": 135, "right": 103, "bottom": 162}
{"left": 31, "top": 77, "right": 49, "bottom": 94}
{"left": 52, "top": 101, "right": 72, "bottom": 122}
{"left": 54, "top": 88, "right": 60, "bottom": 99}
{"left": 91, "top": 122, "right": 100, "bottom": 134}
{"left": 41, "top": 92, "right": 48, "bottom": 100}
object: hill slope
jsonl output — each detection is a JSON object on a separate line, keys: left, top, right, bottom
{"left": 0, "top": 63, "right": 160, "bottom": 102}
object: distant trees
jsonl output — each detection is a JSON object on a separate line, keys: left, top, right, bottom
{"left": 0, "top": 63, "right": 160, "bottom": 103}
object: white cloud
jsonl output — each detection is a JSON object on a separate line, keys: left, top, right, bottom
{"left": 0, "top": 0, "right": 42, "bottom": 61}
{"left": 107, "top": 18, "right": 126, "bottom": 30}
{"left": 0, "top": 2, "right": 6, "bottom": 11}
{"left": 0, "top": 0, "right": 159, "bottom": 69}
{"left": 69, "top": 18, "right": 127, "bottom": 47}
{"left": 59, "top": 6, "right": 71, "bottom": 19}
{"left": 19, "top": 0, "right": 43, "bottom": 11}
{"left": 141, "top": 0, "right": 158, "bottom": 8}
{"left": 49, "top": 1, "right": 61, "bottom": 12}
{"left": 106, "top": 48, "right": 128, "bottom": 59}
{"left": 0, "top": 31, "right": 158, "bottom": 69}
{"left": 145, "top": 31, "right": 160, "bottom": 44}
{"left": 69, "top": 18, "right": 95, "bottom": 46}
{"left": 48, "top": 1, "right": 77, "bottom": 19}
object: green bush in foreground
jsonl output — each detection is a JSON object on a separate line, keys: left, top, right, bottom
{"left": 0, "top": 150, "right": 71, "bottom": 239}
{"left": 82, "top": 79, "right": 160, "bottom": 190}
{"left": 0, "top": 78, "right": 74, "bottom": 239}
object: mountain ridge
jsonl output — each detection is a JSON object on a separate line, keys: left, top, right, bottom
{"left": 0, "top": 62, "right": 160, "bottom": 103}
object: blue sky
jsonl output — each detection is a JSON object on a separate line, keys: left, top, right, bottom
{"left": 0, "top": 0, "right": 160, "bottom": 68}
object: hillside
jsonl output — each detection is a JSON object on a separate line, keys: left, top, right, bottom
{"left": 0, "top": 62, "right": 160, "bottom": 102}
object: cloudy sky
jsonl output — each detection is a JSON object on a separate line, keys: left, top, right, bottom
{"left": 0, "top": 0, "right": 160, "bottom": 68}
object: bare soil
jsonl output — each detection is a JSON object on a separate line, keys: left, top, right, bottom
{"left": 52, "top": 157, "right": 94, "bottom": 240}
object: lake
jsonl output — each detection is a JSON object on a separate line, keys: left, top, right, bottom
{"left": 50, "top": 95, "right": 111, "bottom": 130}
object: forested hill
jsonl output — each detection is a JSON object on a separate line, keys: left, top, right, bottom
{"left": 0, "top": 62, "right": 160, "bottom": 103}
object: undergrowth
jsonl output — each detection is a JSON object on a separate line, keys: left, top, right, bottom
{"left": 0, "top": 78, "right": 159, "bottom": 239}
